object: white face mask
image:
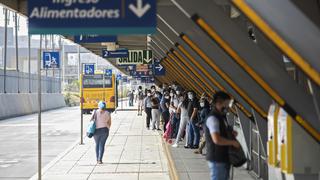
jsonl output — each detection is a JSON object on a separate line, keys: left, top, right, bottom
{"left": 147, "top": 93, "right": 151, "bottom": 96}
{"left": 165, "top": 96, "right": 170, "bottom": 99}
{"left": 176, "top": 91, "right": 180, "bottom": 95}
{"left": 170, "top": 93, "right": 174, "bottom": 97}
{"left": 188, "top": 94, "right": 193, "bottom": 100}
{"left": 200, "top": 102, "right": 205, "bottom": 107}
{"left": 155, "top": 94, "right": 159, "bottom": 97}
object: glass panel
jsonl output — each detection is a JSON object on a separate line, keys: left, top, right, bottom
{"left": 18, "top": 15, "right": 29, "bottom": 73}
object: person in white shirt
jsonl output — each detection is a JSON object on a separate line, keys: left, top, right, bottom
{"left": 172, "top": 92, "right": 190, "bottom": 147}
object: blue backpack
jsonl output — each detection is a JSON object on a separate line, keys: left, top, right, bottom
{"left": 87, "top": 110, "right": 97, "bottom": 138}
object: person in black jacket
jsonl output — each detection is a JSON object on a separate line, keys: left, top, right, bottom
{"left": 205, "top": 91, "right": 240, "bottom": 180}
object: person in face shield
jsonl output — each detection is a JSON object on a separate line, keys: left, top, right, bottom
{"left": 205, "top": 91, "right": 240, "bottom": 180}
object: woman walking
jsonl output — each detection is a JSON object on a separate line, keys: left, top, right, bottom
{"left": 92, "top": 101, "right": 111, "bottom": 164}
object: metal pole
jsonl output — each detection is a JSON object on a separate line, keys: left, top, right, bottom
{"left": 28, "top": 35, "right": 31, "bottom": 93}
{"left": 58, "top": 36, "right": 62, "bottom": 93}
{"left": 79, "top": 47, "right": 83, "bottom": 145}
{"left": 3, "top": 8, "right": 7, "bottom": 93}
{"left": 78, "top": 45, "right": 81, "bottom": 81}
{"left": 37, "top": 34, "right": 43, "bottom": 180}
{"left": 61, "top": 37, "right": 65, "bottom": 90}
{"left": 15, "top": 12, "right": 19, "bottom": 93}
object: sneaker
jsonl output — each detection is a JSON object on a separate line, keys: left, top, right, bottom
{"left": 172, "top": 143, "right": 178, "bottom": 148}
{"left": 184, "top": 145, "right": 191, "bottom": 149}
{"left": 157, "top": 128, "right": 161, "bottom": 131}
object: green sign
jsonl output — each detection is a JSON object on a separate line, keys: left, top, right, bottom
{"left": 117, "top": 50, "right": 152, "bottom": 65}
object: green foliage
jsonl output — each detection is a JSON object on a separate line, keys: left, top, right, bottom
{"left": 63, "top": 92, "right": 80, "bottom": 107}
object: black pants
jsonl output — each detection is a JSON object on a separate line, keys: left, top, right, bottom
{"left": 162, "top": 111, "right": 170, "bottom": 133}
{"left": 145, "top": 107, "right": 152, "bottom": 128}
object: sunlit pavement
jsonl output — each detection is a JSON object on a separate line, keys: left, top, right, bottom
{"left": 0, "top": 107, "right": 90, "bottom": 179}
{"left": 31, "top": 110, "right": 170, "bottom": 180}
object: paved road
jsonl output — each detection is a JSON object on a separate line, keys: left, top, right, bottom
{"left": 0, "top": 107, "right": 91, "bottom": 180}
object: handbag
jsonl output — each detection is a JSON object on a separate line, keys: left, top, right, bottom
{"left": 224, "top": 120, "right": 247, "bottom": 167}
{"left": 86, "top": 110, "right": 97, "bottom": 138}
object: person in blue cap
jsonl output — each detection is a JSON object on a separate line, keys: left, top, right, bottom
{"left": 92, "top": 101, "right": 112, "bottom": 164}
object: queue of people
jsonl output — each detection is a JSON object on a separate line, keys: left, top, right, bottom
{"left": 136, "top": 83, "right": 242, "bottom": 180}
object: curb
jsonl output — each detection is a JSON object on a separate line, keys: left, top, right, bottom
{"left": 29, "top": 137, "right": 84, "bottom": 180}
{"left": 159, "top": 132, "right": 179, "bottom": 180}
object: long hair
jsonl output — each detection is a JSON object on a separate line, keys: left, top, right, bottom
{"left": 181, "top": 92, "right": 189, "bottom": 108}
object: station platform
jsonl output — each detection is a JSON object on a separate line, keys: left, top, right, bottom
{"left": 29, "top": 109, "right": 255, "bottom": 180}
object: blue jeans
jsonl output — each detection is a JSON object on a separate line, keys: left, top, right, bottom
{"left": 171, "top": 113, "right": 180, "bottom": 138}
{"left": 187, "top": 121, "right": 200, "bottom": 146}
{"left": 93, "top": 127, "right": 109, "bottom": 161}
{"left": 208, "top": 161, "right": 230, "bottom": 180}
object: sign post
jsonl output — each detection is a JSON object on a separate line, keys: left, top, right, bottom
{"left": 37, "top": 36, "right": 42, "bottom": 180}
{"left": 102, "top": 49, "right": 129, "bottom": 58}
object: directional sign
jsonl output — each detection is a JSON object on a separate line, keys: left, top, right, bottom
{"left": 154, "top": 61, "right": 165, "bottom": 76}
{"left": 116, "top": 73, "right": 122, "bottom": 80}
{"left": 84, "top": 64, "right": 95, "bottom": 75}
{"left": 117, "top": 50, "right": 152, "bottom": 65}
{"left": 105, "top": 69, "right": 113, "bottom": 76}
{"left": 28, "top": 0, "right": 156, "bottom": 35}
{"left": 74, "top": 35, "right": 117, "bottom": 43}
{"left": 102, "top": 49, "right": 128, "bottom": 58}
{"left": 43, "top": 51, "right": 60, "bottom": 68}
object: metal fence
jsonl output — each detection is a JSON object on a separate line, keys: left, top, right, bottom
{"left": 0, "top": 69, "right": 61, "bottom": 93}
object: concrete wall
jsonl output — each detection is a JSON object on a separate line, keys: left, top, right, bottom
{"left": 0, "top": 93, "right": 66, "bottom": 120}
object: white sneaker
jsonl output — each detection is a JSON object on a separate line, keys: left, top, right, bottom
{"left": 172, "top": 143, "right": 178, "bottom": 148}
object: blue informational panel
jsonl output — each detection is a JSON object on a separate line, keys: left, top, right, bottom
{"left": 154, "top": 59, "right": 165, "bottom": 76}
{"left": 43, "top": 51, "right": 60, "bottom": 68}
{"left": 105, "top": 69, "right": 113, "bottom": 76}
{"left": 28, "top": 0, "right": 156, "bottom": 35}
{"left": 74, "top": 35, "right": 117, "bottom": 43}
{"left": 102, "top": 49, "right": 129, "bottom": 58}
{"left": 116, "top": 73, "right": 122, "bottom": 80}
{"left": 84, "top": 64, "right": 95, "bottom": 75}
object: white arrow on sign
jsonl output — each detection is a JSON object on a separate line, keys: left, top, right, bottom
{"left": 155, "top": 64, "right": 163, "bottom": 71}
{"left": 144, "top": 58, "right": 152, "bottom": 64}
{"left": 129, "top": 0, "right": 151, "bottom": 18}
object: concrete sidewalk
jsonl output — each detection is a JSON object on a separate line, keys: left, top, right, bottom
{"left": 31, "top": 111, "right": 170, "bottom": 180}
{"left": 167, "top": 139, "right": 255, "bottom": 180}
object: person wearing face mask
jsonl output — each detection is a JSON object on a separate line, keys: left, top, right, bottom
{"left": 160, "top": 91, "right": 171, "bottom": 133}
{"left": 194, "top": 97, "right": 210, "bottom": 155}
{"left": 186, "top": 91, "right": 200, "bottom": 149}
{"left": 151, "top": 93, "right": 161, "bottom": 130}
{"left": 172, "top": 92, "right": 189, "bottom": 148}
{"left": 137, "top": 86, "right": 144, "bottom": 116}
{"left": 143, "top": 90, "right": 152, "bottom": 129}
{"left": 205, "top": 91, "right": 240, "bottom": 180}
{"left": 169, "top": 90, "right": 180, "bottom": 138}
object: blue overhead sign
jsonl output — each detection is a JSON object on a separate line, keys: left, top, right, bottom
{"left": 105, "top": 69, "right": 113, "bottom": 76}
{"left": 43, "top": 51, "right": 60, "bottom": 69}
{"left": 28, "top": 0, "right": 157, "bottom": 35}
{"left": 74, "top": 35, "right": 117, "bottom": 43}
{"left": 102, "top": 49, "right": 129, "bottom": 58}
{"left": 84, "top": 64, "right": 95, "bottom": 75}
{"left": 154, "top": 60, "right": 165, "bottom": 76}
